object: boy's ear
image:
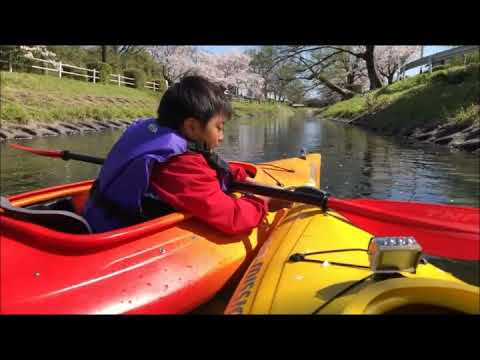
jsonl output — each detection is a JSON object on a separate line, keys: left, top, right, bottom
{"left": 182, "top": 117, "right": 199, "bottom": 138}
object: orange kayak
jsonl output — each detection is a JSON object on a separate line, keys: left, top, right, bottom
{"left": 0, "top": 154, "right": 321, "bottom": 314}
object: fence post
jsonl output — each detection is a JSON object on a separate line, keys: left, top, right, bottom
{"left": 58, "top": 62, "right": 62, "bottom": 78}
{"left": 117, "top": 74, "right": 121, "bottom": 86}
{"left": 92, "top": 69, "right": 96, "bottom": 84}
{"left": 8, "top": 52, "right": 13, "bottom": 72}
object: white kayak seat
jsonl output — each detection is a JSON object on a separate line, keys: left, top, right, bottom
{"left": 0, "top": 196, "right": 92, "bottom": 234}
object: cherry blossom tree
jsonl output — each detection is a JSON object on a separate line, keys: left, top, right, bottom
{"left": 0, "top": 45, "right": 61, "bottom": 71}
{"left": 213, "top": 51, "right": 264, "bottom": 96}
{"left": 20, "top": 45, "right": 57, "bottom": 61}
{"left": 149, "top": 46, "right": 264, "bottom": 98}
{"left": 375, "top": 46, "right": 421, "bottom": 84}
{"left": 148, "top": 46, "right": 203, "bottom": 86}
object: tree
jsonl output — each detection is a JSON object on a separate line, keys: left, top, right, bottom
{"left": 273, "top": 46, "right": 352, "bottom": 99}
{"left": 375, "top": 46, "right": 421, "bottom": 84}
{"left": 101, "top": 45, "right": 107, "bottom": 63}
{"left": 148, "top": 46, "right": 264, "bottom": 98}
{"left": 112, "top": 46, "right": 146, "bottom": 56}
{"left": 273, "top": 45, "right": 387, "bottom": 100}
{"left": 277, "top": 46, "right": 358, "bottom": 99}
{"left": 95, "top": 46, "right": 144, "bottom": 67}
{"left": 46, "top": 46, "right": 92, "bottom": 67}
{"left": 213, "top": 51, "right": 264, "bottom": 96}
{"left": 363, "top": 45, "right": 383, "bottom": 89}
{"left": 248, "top": 46, "right": 279, "bottom": 98}
{"left": 334, "top": 49, "right": 369, "bottom": 92}
{"left": 148, "top": 46, "right": 203, "bottom": 85}
{"left": 269, "top": 62, "right": 299, "bottom": 101}
{"left": 0, "top": 46, "right": 60, "bottom": 74}
{"left": 284, "top": 79, "right": 306, "bottom": 103}
{"left": 249, "top": 46, "right": 312, "bottom": 101}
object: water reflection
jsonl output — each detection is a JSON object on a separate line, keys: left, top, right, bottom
{"left": 218, "top": 116, "right": 479, "bottom": 207}
{"left": 2, "top": 116, "right": 478, "bottom": 207}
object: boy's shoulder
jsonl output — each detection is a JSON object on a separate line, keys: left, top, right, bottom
{"left": 152, "top": 152, "right": 217, "bottom": 181}
{"left": 162, "top": 151, "right": 211, "bottom": 169}
{"left": 174, "top": 151, "right": 207, "bottom": 162}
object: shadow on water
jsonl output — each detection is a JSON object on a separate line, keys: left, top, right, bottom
{"left": 1, "top": 115, "right": 479, "bottom": 287}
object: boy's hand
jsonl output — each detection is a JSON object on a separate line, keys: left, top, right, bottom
{"left": 256, "top": 195, "right": 293, "bottom": 212}
{"left": 243, "top": 177, "right": 293, "bottom": 211}
{"left": 266, "top": 197, "right": 293, "bottom": 212}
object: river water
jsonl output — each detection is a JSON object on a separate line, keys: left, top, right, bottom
{"left": 1, "top": 114, "right": 479, "bottom": 285}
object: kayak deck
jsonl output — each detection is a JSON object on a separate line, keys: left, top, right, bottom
{"left": 225, "top": 204, "right": 480, "bottom": 314}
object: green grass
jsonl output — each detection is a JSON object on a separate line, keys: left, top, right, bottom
{"left": 0, "top": 71, "right": 297, "bottom": 124}
{"left": 319, "top": 63, "right": 480, "bottom": 132}
{"left": 231, "top": 100, "right": 296, "bottom": 119}
{"left": 1, "top": 71, "right": 160, "bottom": 124}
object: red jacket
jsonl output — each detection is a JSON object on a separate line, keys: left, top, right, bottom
{"left": 150, "top": 152, "right": 268, "bottom": 235}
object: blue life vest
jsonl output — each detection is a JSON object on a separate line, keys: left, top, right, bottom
{"left": 83, "top": 118, "right": 232, "bottom": 233}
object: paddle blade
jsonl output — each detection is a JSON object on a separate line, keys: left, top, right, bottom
{"left": 328, "top": 198, "right": 480, "bottom": 261}
{"left": 10, "top": 144, "right": 64, "bottom": 158}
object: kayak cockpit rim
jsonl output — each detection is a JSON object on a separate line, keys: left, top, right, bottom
{"left": 0, "top": 162, "right": 261, "bottom": 251}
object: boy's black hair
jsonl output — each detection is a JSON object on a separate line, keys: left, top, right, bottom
{"left": 157, "top": 75, "right": 232, "bottom": 130}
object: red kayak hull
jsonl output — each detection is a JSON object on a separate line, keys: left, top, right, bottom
{"left": 1, "top": 155, "right": 320, "bottom": 314}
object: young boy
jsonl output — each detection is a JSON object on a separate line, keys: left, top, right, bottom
{"left": 84, "top": 76, "right": 291, "bottom": 234}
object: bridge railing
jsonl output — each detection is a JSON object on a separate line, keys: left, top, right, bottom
{"left": 399, "top": 45, "right": 479, "bottom": 77}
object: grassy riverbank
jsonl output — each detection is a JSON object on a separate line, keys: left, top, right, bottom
{"left": 232, "top": 100, "right": 296, "bottom": 119}
{"left": 317, "top": 63, "right": 479, "bottom": 133}
{"left": 0, "top": 72, "right": 296, "bottom": 125}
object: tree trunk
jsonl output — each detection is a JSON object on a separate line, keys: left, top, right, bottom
{"left": 387, "top": 73, "right": 395, "bottom": 85}
{"left": 363, "top": 46, "right": 383, "bottom": 90}
{"left": 346, "top": 72, "right": 355, "bottom": 89}
{"left": 101, "top": 46, "right": 107, "bottom": 63}
{"left": 317, "top": 74, "right": 355, "bottom": 100}
{"left": 162, "top": 66, "right": 173, "bottom": 86}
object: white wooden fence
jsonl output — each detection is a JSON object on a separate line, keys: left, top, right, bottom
{"left": 0, "top": 55, "right": 165, "bottom": 92}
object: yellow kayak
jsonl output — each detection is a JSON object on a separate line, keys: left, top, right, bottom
{"left": 225, "top": 155, "right": 480, "bottom": 315}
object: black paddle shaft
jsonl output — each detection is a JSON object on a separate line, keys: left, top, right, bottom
{"left": 231, "top": 181, "right": 329, "bottom": 210}
{"left": 62, "top": 151, "right": 105, "bottom": 165}
{"left": 51, "top": 149, "right": 331, "bottom": 210}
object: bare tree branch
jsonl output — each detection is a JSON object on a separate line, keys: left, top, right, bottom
{"left": 323, "top": 46, "right": 366, "bottom": 59}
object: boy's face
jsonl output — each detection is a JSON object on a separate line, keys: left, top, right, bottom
{"left": 182, "top": 115, "right": 225, "bottom": 149}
